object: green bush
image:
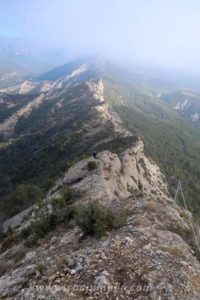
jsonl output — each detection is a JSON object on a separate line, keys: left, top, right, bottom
{"left": 87, "top": 161, "right": 97, "bottom": 171}
{"left": 21, "top": 187, "right": 79, "bottom": 247}
{"left": 36, "top": 263, "right": 46, "bottom": 274}
{"left": 24, "top": 236, "right": 39, "bottom": 248}
{"left": 62, "top": 187, "right": 75, "bottom": 204}
{"left": 21, "top": 226, "right": 32, "bottom": 239}
{"left": 106, "top": 209, "right": 126, "bottom": 229}
{"left": 0, "top": 230, "right": 6, "bottom": 242}
{"left": 54, "top": 205, "right": 76, "bottom": 225}
{"left": 52, "top": 187, "right": 78, "bottom": 208}
{"left": 52, "top": 196, "right": 66, "bottom": 208}
{"left": 21, "top": 213, "right": 56, "bottom": 247}
{"left": 23, "top": 206, "right": 76, "bottom": 247}
{"left": 1, "top": 234, "right": 16, "bottom": 252}
{"left": 31, "top": 216, "right": 54, "bottom": 239}
{"left": 75, "top": 202, "right": 126, "bottom": 237}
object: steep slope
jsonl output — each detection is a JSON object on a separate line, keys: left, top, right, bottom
{"left": 0, "top": 57, "right": 200, "bottom": 222}
{"left": 104, "top": 79, "right": 200, "bottom": 216}
{"left": 1, "top": 59, "right": 200, "bottom": 299}
{"left": 0, "top": 62, "right": 135, "bottom": 221}
{"left": 0, "top": 142, "right": 200, "bottom": 299}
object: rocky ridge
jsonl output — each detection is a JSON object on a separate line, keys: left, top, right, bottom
{"left": 0, "top": 139, "right": 200, "bottom": 299}
{"left": 0, "top": 59, "right": 200, "bottom": 299}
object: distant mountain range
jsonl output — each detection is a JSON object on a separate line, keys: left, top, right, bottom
{"left": 0, "top": 36, "right": 71, "bottom": 88}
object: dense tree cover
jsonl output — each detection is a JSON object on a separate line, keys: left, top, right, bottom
{"left": 1, "top": 184, "right": 43, "bottom": 219}
{"left": 0, "top": 93, "right": 37, "bottom": 123}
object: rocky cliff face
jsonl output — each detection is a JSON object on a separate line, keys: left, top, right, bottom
{"left": 48, "top": 139, "right": 169, "bottom": 205}
{"left": 1, "top": 140, "right": 200, "bottom": 299}
{"left": 161, "top": 90, "right": 200, "bottom": 122}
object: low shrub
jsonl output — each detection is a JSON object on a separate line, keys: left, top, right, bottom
{"left": 87, "top": 161, "right": 97, "bottom": 171}
{"left": 2, "top": 188, "right": 79, "bottom": 250}
{"left": 24, "top": 236, "right": 39, "bottom": 248}
{"left": 167, "top": 223, "right": 191, "bottom": 240}
{"left": 176, "top": 205, "right": 190, "bottom": 220}
{"left": 21, "top": 226, "right": 32, "bottom": 239}
{"left": 21, "top": 214, "right": 56, "bottom": 247}
{"left": 53, "top": 205, "right": 76, "bottom": 225}
{"left": 0, "top": 262, "right": 7, "bottom": 276}
{"left": 21, "top": 187, "right": 80, "bottom": 247}
{"left": 1, "top": 234, "right": 16, "bottom": 252}
{"left": 107, "top": 209, "right": 126, "bottom": 229}
{"left": 134, "top": 190, "right": 144, "bottom": 198}
{"left": 22, "top": 204, "right": 77, "bottom": 247}
{"left": 133, "top": 216, "right": 151, "bottom": 227}
{"left": 24, "top": 201, "right": 126, "bottom": 245}
{"left": 0, "top": 230, "right": 6, "bottom": 242}
{"left": 75, "top": 202, "right": 126, "bottom": 237}
{"left": 52, "top": 187, "right": 79, "bottom": 209}
{"left": 145, "top": 201, "right": 157, "bottom": 212}
{"left": 160, "top": 245, "right": 184, "bottom": 258}
{"left": 52, "top": 196, "right": 66, "bottom": 209}
{"left": 37, "top": 263, "right": 46, "bottom": 274}
{"left": 62, "top": 188, "right": 76, "bottom": 204}
{"left": 31, "top": 215, "right": 56, "bottom": 239}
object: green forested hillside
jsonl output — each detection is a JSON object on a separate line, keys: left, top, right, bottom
{"left": 105, "top": 80, "right": 200, "bottom": 216}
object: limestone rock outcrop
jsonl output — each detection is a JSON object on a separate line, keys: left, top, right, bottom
{"left": 0, "top": 142, "right": 200, "bottom": 299}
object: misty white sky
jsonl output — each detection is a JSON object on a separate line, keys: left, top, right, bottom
{"left": 1, "top": 0, "right": 200, "bottom": 73}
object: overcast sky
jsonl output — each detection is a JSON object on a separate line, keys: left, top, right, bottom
{"left": 1, "top": 0, "right": 200, "bottom": 73}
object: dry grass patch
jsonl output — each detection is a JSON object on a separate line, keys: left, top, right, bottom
{"left": 176, "top": 206, "right": 190, "bottom": 220}
{"left": 133, "top": 216, "right": 152, "bottom": 227}
{"left": 145, "top": 200, "right": 157, "bottom": 212}
{"left": 160, "top": 245, "right": 184, "bottom": 258}
{"left": 191, "top": 275, "right": 200, "bottom": 291}
{"left": 134, "top": 190, "right": 145, "bottom": 198}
